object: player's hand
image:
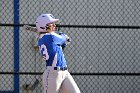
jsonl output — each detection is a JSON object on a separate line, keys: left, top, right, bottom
{"left": 65, "top": 35, "right": 71, "bottom": 44}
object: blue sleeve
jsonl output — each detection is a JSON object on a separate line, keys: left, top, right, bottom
{"left": 58, "top": 32, "right": 67, "bottom": 48}
{"left": 52, "top": 33, "right": 67, "bottom": 45}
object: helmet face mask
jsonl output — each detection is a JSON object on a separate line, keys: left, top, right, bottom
{"left": 36, "top": 14, "right": 59, "bottom": 32}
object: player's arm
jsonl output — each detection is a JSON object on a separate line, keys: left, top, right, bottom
{"left": 58, "top": 32, "right": 71, "bottom": 49}
{"left": 52, "top": 32, "right": 67, "bottom": 45}
{"left": 59, "top": 32, "right": 71, "bottom": 43}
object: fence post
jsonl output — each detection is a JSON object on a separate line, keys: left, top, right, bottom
{"left": 14, "top": 0, "right": 19, "bottom": 93}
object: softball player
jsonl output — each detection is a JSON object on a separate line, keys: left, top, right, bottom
{"left": 36, "top": 13, "right": 81, "bottom": 93}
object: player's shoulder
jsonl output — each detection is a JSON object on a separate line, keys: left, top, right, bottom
{"left": 39, "top": 32, "right": 62, "bottom": 41}
{"left": 39, "top": 33, "right": 51, "bottom": 39}
{"left": 50, "top": 32, "right": 62, "bottom": 38}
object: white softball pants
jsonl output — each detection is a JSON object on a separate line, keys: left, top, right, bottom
{"left": 42, "top": 66, "right": 81, "bottom": 93}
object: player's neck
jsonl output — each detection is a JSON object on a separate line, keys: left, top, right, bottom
{"left": 47, "top": 30, "right": 55, "bottom": 33}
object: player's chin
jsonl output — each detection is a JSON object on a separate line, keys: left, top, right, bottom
{"left": 52, "top": 28, "right": 56, "bottom": 31}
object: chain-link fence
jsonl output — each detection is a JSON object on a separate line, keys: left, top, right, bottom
{"left": 0, "top": 0, "right": 140, "bottom": 93}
